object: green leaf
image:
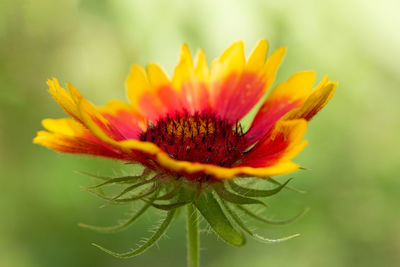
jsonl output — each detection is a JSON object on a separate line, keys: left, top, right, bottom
{"left": 213, "top": 183, "right": 267, "bottom": 207}
{"left": 195, "top": 191, "right": 245, "bottom": 247}
{"left": 228, "top": 178, "right": 292, "bottom": 197}
{"left": 92, "top": 209, "right": 176, "bottom": 258}
{"left": 78, "top": 202, "right": 152, "bottom": 233}
{"left": 221, "top": 201, "right": 300, "bottom": 243}
{"left": 237, "top": 205, "right": 310, "bottom": 225}
{"left": 267, "top": 178, "right": 306, "bottom": 194}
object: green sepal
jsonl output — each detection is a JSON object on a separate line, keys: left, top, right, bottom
{"left": 156, "top": 180, "right": 183, "bottom": 200}
{"left": 173, "top": 205, "right": 183, "bottom": 219}
{"left": 113, "top": 186, "right": 158, "bottom": 203}
{"left": 146, "top": 185, "right": 195, "bottom": 211}
{"left": 213, "top": 183, "right": 267, "bottom": 207}
{"left": 92, "top": 209, "right": 176, "bottom": 258}
{"left": 221, "top": 201, "right": 300, "bottom": 243}
{"left": 156, "top": 186, "right": 181, "bottom": 200}
{"left": 236, "top": 205, "right": 310, "bottom": 225}
{"left": 194, "top": 191, "right": 246, "bottom": 247}
{"left": 266, "top": 178, "right": 306, "bottom": 194}
{"left": 77, "top": 168, "right": 152, "bottom": 183}
{"left": 86, "top": 175, "right": 144, "bottom": 189}
{"left": 84, "top": 183, "right": 157, "bottom": 204}
{"left": 228, "top": 178, "right": 292, "bottom": 197}
{"left": 146, "top": 200, "right": 190, "bottom": 211}
{"left": 78, "top": 202, "right": 153, "bottom": 233}
{"left": 75, "top": 171, "right": 114, "bottom": 181}
{"left": 112, "top": 176, "right": 158, "bottom": 200}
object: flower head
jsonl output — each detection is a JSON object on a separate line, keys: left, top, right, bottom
{"left": 33, "top": 40, "right": 336, "bottom": 257}
{"left": 34, "top": 40, "right": 336, "bottom": 181}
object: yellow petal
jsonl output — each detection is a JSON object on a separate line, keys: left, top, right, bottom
{"left": 262, "top": 46, "right": 287, "bottom": 90}
{"left": 66, "top": 82, "right": 83, "bottom": 104}
{"left": 98, "top": 99, "right": 136, "bottom": 115}
{"left": 209, "top": 41, "right": 246, "bottom": 105}
{"left": 42, "top": 118, "right": 86, "bottom": 136}
{"left": 246, "top": 39, "right": 268, "bottom": 72}
{"left": 285, "top": 81, "right": 337, "bottom": 121}
{"left": 214, "top": 41, "right": 245, "bottom": 74}
{"left": 47, "top": 78, "right": 81, "bottom": 120}
{"left": 155, "top": 152, "right": 300, "bottom": 180}
{"left": 272, "top": 119, "right": 308, "bottom": 161}
{"left": 228, "top": 161, "right": 300, "bottom": 179}
{"left": 33, "top": 130, "right": 61, "bottom": 148}
{"left": 78, "top": 98, "right": 160, "bottom": 155}
{"left": 313, "top": 75, "right": 330, "bottom": 91}
{"left": 266, "top": 71, "right": 316, "bottom": 103}
{"left": 146, "top": 63, "right": 170, "bottom": 89}
{"left": 194, "top": 48, "right": 209, "bottom": 83}
{"left": 125, "top": 64, "right": 152, "bottom": 111}
{"left": 172, "top": 43, "right": 194, "bottom": 91}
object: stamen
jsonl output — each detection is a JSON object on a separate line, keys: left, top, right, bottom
{"left": 140, "top": 112, "right": 247, "bottom": 167}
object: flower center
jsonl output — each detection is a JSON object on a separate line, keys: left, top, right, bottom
{"left": 140, "top": 113, "right": 247, "bottom": 167}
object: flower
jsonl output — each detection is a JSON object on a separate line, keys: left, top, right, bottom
{"left": 34, "top": 40, "right": 336, "bottom": 181}
{"left": 33, "top": 40, "right": 336, "bottom": 258}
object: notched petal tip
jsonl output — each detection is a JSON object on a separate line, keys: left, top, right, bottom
{"left": 126, "top": 64, "right": 149, "bottom": 86}
{"left": 259, "top": 45, "right": 287, "bottom": 89}
{"left": 194, "top": 48, "right": 209, "bottom": 79}
{"left": 194, "top": 48, "right": 206, "bottom": 66}
{"left": 46, "top": 78, "right": 54, "bottom": 87}
{"left": 247, "top": 39, "right": 269, "bottom": 71}
{"left": 66, "top": 82, "right": 83, "bottom": 103}
{"left": 264, "top": 45, "right": 287, "bottom": 71}
{"left": 46, "top": 77, "right": 85, "bottom": 121}
{"left": 125, "top": 64, "right": 153, "bottom": 110}
{"left": 33, "top": 130, "right": 49, "bottom": 145}
{"left": 285, "top": 79, "right": 337, "bottom": 121}
{"left": 146, "top": 63, "right": 170, "bottom": 87}
{"left": 219, "top": 40, "right": 245, "bottom": 64}
{"left": 178, "top": 43, "right": 193, "bottom": 65}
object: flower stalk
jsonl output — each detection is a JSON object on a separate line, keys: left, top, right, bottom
{"left": 186, "top": 204, "right": 200, "bottom": 267}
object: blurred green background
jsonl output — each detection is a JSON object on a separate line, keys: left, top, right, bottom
{"left": 1, "top": 0, "right": 400, "bottom": 266}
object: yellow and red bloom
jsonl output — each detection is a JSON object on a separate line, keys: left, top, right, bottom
{"left": 34, "top": 40, "right": 335, "bottom": 181}
{"left": 34, "top": 40, "right": 336, "bottom": 258}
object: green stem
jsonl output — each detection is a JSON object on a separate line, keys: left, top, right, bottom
{"left": 186, "top": 204, "right": 200, "bottom": 267}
